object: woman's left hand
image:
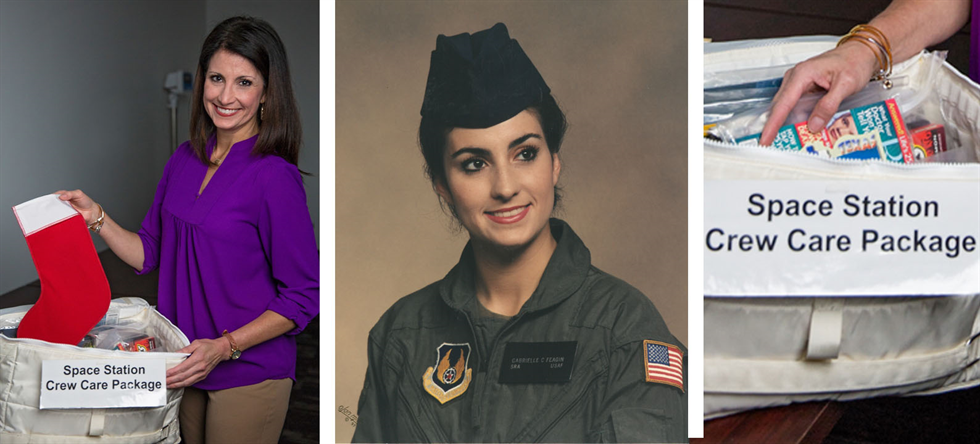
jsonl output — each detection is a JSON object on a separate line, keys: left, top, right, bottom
{"left": 166, "top": 337, "right": 231, "bottom": 388}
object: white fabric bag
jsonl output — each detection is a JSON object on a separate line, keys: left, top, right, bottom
{"left": 703, "top": 36, "right": 980, "bottom": 419}
{"left": 0, "top": 297, "right": 190, "bottom": 443}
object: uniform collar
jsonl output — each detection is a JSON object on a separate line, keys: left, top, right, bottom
{"left": 439, "top": 218, "right": 592, "bottom": 314}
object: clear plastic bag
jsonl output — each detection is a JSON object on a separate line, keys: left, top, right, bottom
{"left": 93, "top": 297, "right": 151, "bottom": 328}
{"left": 704, "top": 77, "right": 782, "bottom": 125}
{"left": 81, "top": 325, "right": 158, "bottom": 352}
{"left": 708, "top": 51, "right": 971, "bottom": 163}
{"left": 0, "top": 313, "right": 22, "bottom": 338}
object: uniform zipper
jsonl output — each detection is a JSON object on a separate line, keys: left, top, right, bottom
{"left": 526, "top": 366, "right": 604, "bottom": 442}
{"left": 460, "top": 309, "right": 483, "bottom": 430}
{"left": 463, "top": 308, "right": 526, "bottom": 439}
{"left": 396, "top": 389, "right": 432, "bottom": 442}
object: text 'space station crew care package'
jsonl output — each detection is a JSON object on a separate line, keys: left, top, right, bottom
{"left": 1, "top": 194, "right": 191, "bottom": 443}
{"left": 702, "top": 36, "right": 980, "bottom": 419}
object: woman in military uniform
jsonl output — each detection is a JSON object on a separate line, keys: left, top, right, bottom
{"left": 352, "top": 23, "right": 687, "bottom": 443}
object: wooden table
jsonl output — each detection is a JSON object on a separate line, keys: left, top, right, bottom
{"left": 693, "top": 401, "right": 846, "bottom": 444}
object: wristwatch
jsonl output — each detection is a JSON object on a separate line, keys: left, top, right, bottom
{"left": 222, "top": 330, "right": 241, "bottom": 360}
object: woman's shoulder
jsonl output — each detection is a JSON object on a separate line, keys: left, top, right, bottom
{"left": 368, "top": 281, "right": 455, "bottom": 341}
{"left": 161, "top": 141, "right": 198, "bottom": 177}
{"left": 171, "top": 140, "right": 197, "bottom": 163}
{"left": 574, "top": 266, "right": 680, "bottom": 349}
{"left": 248, "top": 154, "right": 305, "bottom": 195}
{"left": 252, "top": 153, "right": 301, "bottom": 178}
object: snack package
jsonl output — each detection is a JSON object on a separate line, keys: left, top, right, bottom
{"left": 734, "top": 98, "right": 914, "bottom": 163}
{"left": 82, "top": 325, "right": 158, "bottom": 352}
{"left": 910, "top": 124, "right": 947, "bottom": 161}
{"left": 117, "top": 335, "right": 157, "bottom": 352}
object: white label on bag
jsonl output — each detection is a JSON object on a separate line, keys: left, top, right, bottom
{"left": 705, "top": 180, "right": 980, "bottom": 296}
{"left": 40, "top": 359, "right": 166, "bottom": 409}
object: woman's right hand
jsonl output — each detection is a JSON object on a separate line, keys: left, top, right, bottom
{"left": 759, "top": 41, "right": 879, "bottom": 146}
{"left": 55, "top": 189, "right": 101, "bottom": 226}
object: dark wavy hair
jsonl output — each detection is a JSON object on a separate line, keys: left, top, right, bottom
{"left": 190, "top": 16, "right": 302, "bottom": 167}
{"left": 418, "top": 94, "right": 568, "bottom": 211}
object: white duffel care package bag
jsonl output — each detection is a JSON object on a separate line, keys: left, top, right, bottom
{"left": 703, "top": 36, "right": 980, "bottom": 419}
{"left": 0, "top": 297, "right": 190, "bottom": 443}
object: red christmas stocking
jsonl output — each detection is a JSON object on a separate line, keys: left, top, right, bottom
{"left": 12, "top": 194, "right": 110, "bottom": 345}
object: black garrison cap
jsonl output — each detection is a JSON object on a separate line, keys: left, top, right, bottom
{"left": 420, "top": 23, "right": 550, "bottom": 128}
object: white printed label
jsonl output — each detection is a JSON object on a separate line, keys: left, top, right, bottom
{"left": 40, "top": 359, "right": 167, "bottom": 409}
{"left": 705, "top": 180, "right": 980, "bottom": 296}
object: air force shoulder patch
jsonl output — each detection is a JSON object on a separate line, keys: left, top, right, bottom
{"left": 423, "top": 343, "right": 473, "bottom": 404}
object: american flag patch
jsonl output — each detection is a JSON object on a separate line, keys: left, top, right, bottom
{"left": 644, "top": 340, "right": 683, "bottom": 391}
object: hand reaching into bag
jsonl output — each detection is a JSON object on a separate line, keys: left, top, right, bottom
{"left": 166, "top": 337, "right": 234, "bottom": 389}
{"left": 757, "top": 0, "right": 971, "bottom": 147}
{"left": 759, "top": 42, "right": 878, "bottom": 146}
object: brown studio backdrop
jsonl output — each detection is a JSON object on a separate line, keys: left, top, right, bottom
{"left": 335, "top": 1, "right": 687, "bottom": 441}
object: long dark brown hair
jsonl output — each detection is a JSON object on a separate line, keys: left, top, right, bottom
{"left": 190, "top": 16, "right": 302, "bottom": 167}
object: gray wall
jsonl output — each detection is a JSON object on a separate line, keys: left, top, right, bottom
{"left": 0, "top": 0, "right": 319, "bottom": 295}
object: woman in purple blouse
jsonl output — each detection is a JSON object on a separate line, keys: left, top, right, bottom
{"left": 56, "top": 16, "right": 318, "bottom": 443}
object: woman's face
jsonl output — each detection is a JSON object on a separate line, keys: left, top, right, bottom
{"left": 203, "top": 49, "right": 265, "bottom": 142}
{"left": 437, "top": 110, "right": 561, "bottom": 250}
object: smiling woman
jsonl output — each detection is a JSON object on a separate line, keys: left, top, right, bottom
{"left": 55, "top": 16, "right": 318, "bottom": 444}
{"left": 351, "top": 23, "right": 687, "bottom": 443}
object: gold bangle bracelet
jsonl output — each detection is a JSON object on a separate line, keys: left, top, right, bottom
{"left": 838, "top": 24, "right": 894, "bottom": 88}
{"left": 841, "top": 25, "right": 892, "bottom": 69}
{"left": 88, "top": 204, "right": 105, "bottom": 233}
{"left": 851, "top": 25, "right": 891, "bottom": 54}
{"left": 838, "top": 35, "right": 885, "bottom": 73}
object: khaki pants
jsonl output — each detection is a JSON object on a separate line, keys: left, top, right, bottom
{"left": 179, "top": 378, "right": 292, "bottom": 444}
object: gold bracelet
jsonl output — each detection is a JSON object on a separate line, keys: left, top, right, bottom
{"left": 851, "top": 25, "right": 891, "bottom": 54}
{"left": 853, "top": 26, "right": 893, "bottom": 77}
{"left": 838, "top": 35, "right": 885, "bottom": 72}
{"left": 838, "top": 24, "right": 893, "bottom": 88}
{"left": 88, "top": 204, "right": 105, "bottom": 233}
{"left": 222, "top": 330, "right": 242, "bottom": 360}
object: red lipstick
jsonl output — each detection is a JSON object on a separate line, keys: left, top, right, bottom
{"left": 485, "top": 204, "right": 530, "bottom": 224}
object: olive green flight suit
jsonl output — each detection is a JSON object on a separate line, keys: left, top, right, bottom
{"left": 353, "top": 220, "right": 687, "bottom": 442}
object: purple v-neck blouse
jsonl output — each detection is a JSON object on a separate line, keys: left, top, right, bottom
{"left": 136, "top": 135, "right": 319, "bottom": 390}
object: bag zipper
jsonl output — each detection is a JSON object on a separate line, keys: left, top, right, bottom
{"left": 1, "top": 305, "right": 190, "bottom": 359}
{"left": 705, "top": 139, "right": 980, "bottom": 177}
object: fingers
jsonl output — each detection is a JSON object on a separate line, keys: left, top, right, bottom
{"left": 166, "top": 342, "right": 201, "bottom": 388}
{"left": 761, "top": 68, "right": 810, "bottom": 145}
{"left": 166, "top": 339, "right": 224, "bottom": 389}
{"left": 51, "top": 190, "right": 101, "bottom": 223}
{"left": 53, "top": 189, "right": 93, "bottom": 208}
{"left": 806, "top": 74, "right": 863, "bottom": 134}
{"left": 167, "top": 354, "right": 206, "bottom": 388}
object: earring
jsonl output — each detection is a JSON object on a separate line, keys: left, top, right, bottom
{"left": 260, "top": 103, "right": 264, "bottom": 120}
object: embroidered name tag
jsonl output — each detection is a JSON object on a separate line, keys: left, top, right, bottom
{"left": 499, "top": 341, "right": 576, "bottom": 384}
